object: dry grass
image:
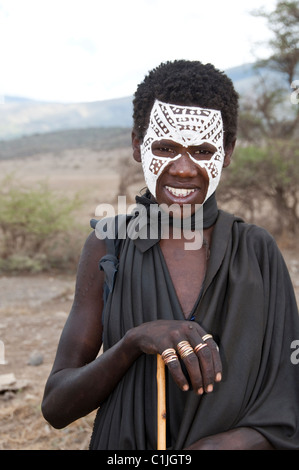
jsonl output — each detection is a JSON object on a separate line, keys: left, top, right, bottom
{"left": 0, "top": 397, "right": 96, "bottom": 450}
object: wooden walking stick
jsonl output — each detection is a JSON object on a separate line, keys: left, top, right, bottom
{"left": 156, "top": 354, "right": 166, "bottom": 450}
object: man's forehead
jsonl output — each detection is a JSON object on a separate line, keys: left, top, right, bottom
{"left": 147, "top": 99, "right": 223, "bottom": 147}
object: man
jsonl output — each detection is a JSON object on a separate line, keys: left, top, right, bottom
{"left": 42, "top": 60, "right": 299, "bottom": 450}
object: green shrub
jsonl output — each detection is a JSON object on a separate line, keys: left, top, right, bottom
{"left": 218, "top": 139, "right": 299, "bottom": 235}
{"left": 0, "top": 254, "right": 47, "bottom": 273}
{"left": 0, "top": 175, "right": 84, "bottom": 272}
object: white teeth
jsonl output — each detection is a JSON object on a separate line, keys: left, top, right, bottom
{"left": 165, "top": 186, "right": 196, "bottom": 197}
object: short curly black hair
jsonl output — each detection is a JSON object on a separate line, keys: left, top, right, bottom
{"left": 133, "top": 59, "right": 239, "bottom": 147}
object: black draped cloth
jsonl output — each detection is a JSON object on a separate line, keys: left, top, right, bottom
{"left": 89, "top": 196, "right": 299, "bottom": 450}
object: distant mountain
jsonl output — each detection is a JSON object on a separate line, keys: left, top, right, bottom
{"left": 0, "top": 127, "right": 132, "bottom": 160}
{"left": 0, "top": 96, "right": 133, "bottom": 141}
{"left": 3, "top": 95, "right": 39, "bottom": 103}
{"left": 0, "top": 63, "right": 291, "bottom": 141}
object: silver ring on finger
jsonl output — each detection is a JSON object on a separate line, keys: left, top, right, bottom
{"left": 194, "top": 343, "right": 208, "bottom": 354}
{"left": 177, "top": 341, "right": 194, "bottom": 359}
{"left": 202, "top": 334, "right": 213, "bottom": 342}
{"left": 161, "top": 348, "right": 178, "bottom": 365}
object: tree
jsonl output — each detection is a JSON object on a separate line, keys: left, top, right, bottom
{"left": 238, "top": 1, "right": 299, "bottom": 142}
{"left": 252, "top": 1, "right": 299, "bottom": 85}
{"left": 218, "top": 140, "right": 299, "bottom": 236}
{"left": 220, "top": 1, "right": 299, "bottom": 238}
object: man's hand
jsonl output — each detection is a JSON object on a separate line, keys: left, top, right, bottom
{"left": 129, "top": 319, "right": 222, "bottom": 394}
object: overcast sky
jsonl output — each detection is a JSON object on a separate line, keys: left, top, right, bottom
{"left": 0, "top": 0, "right": 278, "bottom": 103}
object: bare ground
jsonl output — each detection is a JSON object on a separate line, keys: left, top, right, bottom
{"left": 0, "top": 273, "right": 96, "bottom": 450}
{"left": 0, "top": 147, "right": 298, "bottom": 450}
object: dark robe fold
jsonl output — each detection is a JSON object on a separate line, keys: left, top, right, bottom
{"left": 89, "top": 209, "right": 299, "bottom": 450}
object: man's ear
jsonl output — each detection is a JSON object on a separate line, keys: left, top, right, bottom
{"left": 132, "top": 131, "right": 141, "bottom": 162}
{"left": 223, "top": 139, "right": 236, "bottom": 168}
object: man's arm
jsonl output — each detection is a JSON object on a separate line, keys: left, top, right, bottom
{"left": 42, "top": 232, "right": 141, "bottom": 428}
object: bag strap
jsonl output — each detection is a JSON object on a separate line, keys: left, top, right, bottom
{"left": 90, "top": 215, "right": 132, "bottom": 317}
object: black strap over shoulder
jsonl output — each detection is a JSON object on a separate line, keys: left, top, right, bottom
{"left": 90, "top": 215, "right": 132, "bottom": 315}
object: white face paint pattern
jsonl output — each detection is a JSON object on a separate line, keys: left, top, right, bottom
{"left": 140, "top": 99, "right": 225, "bottom": 203}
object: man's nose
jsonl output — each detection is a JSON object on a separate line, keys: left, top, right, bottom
{"left": 168, "top": 152, "right": 198, "bottom": 177}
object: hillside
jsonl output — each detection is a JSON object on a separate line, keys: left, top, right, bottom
{"left": 0, "top": 96, "right": 133, "bottom": 141}
{"left": 0, "top": 127, "right": 131, "bottom": 160}
{"left": 1, "top": 62, "right": 292, "bottom": 142}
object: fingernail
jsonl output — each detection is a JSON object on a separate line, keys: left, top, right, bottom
{"left": 206, "top": 384, "right": 213, "bottom": 393}
{"left": 197, "top": 387, "right": 204, "bottom": 395}
{"left": 216, "top": 372, "right": 222, "bottom": 382}
{"left": 183, "top": 384, "right": 189, "bottom": 391}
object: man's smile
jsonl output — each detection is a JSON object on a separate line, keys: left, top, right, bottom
{"left": 165, "top": 186, "right": 197, "bottom": 198}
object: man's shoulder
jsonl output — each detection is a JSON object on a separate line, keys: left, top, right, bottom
{"left": 83, "top": 228, "right": 107, "bottom": 257}
{"left": 218, "top": 209, "right": 277, "bottom": 248}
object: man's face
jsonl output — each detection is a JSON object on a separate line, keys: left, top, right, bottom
{"left": 140, "top": 100, "right": 225, "bottom": 208}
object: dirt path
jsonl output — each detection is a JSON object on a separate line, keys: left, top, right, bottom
{"left": 0, "top": 273, "right": 97, "bottom": 450}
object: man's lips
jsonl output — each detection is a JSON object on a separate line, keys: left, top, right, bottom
{"left": 165, "top": 185, "right": 199, "bottom": 198}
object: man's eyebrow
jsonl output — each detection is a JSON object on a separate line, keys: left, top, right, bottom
{"left": 190, "top": 142, "right": 217, "bottom": 149}
{"left": 152, "top": 140, "right": 178, "bottom": 147}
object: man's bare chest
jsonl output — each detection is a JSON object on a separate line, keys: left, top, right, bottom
{"left": 159, "top": 234, "right": 210, "bottom": 318}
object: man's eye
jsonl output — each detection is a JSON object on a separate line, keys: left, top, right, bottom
{"left": 194, "top": 149, "right": 212, "bottom": 155}
{"left": 192, "top": 148, "right": 215, "bottom": 159}
{"left": 159, "top": 147, "right": 174, "bottom": 153}
{"left": 153, "top": 146, "right": 176, "bottom": 155}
